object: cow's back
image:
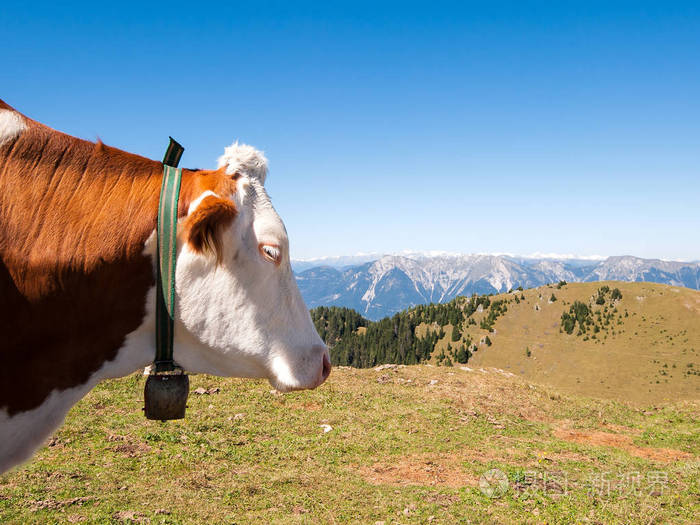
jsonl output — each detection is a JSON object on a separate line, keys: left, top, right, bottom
{"left": 0, "top": 101, "right": 161, "bottom": 415}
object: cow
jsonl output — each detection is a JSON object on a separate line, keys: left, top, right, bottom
{"left": 0, "top": 100, "right": 331, "bottom": 474}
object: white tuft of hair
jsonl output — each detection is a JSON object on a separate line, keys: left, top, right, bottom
{"left": 0, "top": 109, "right": 27, "bottom": 148}
{"left": 217, "top": 142, "right": 268, "bottom": 184}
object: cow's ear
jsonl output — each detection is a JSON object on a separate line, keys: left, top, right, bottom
{"left": 183, "top": 195, "right": 237, "bottom": 264}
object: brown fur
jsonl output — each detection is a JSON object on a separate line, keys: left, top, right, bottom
{"left": 0, "top": 100, "right": 236, "bottom": 415}
{"left": 184, "top": 196, "right": 238, "bottom": 264}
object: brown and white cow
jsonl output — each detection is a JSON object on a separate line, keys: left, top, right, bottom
{"left": 0, "top": 100, "right": 331, "bottom": 473}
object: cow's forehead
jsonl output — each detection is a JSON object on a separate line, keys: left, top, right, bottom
{"left": 243, "top": 178, "right": 288, "bottom": 244}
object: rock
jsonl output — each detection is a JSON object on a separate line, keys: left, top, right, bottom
{"left": 374, "top": 364, "right": 404, "bottom": 372}
{"left": 320, "top": 424, "right": 333, "bottom": 433}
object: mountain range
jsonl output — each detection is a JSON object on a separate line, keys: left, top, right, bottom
{"left": 293, "top": 254, "right": 700, "bottom": 320}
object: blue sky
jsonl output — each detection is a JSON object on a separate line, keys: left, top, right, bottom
{"left": 2, "top": 2, "right": 699, "bottom": 260}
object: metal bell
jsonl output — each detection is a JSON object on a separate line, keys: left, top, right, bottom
{"left": 144, "top": 373, "right": 189, "bottom": 420}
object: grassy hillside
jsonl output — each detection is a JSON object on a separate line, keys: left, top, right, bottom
{"left": 461, "top": 282, "right": 700, "bottom": 405}
{"left": 1, "top": 367, "right": 698, "bottom": 524}
{"left": 314, "top": 281, "right": 700, "bottom": 406}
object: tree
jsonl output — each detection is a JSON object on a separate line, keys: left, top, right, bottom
{"left": 455, "top": 345, "right": 470, "bottom": 364}
{"left": 561, "top": 313, "right": 575, "bottom": 334}
{"left": 561, "top": 301, "right": 591, "bottom": 336}
{"left": 311, "top": 292, "right": 513, "bottom": 368}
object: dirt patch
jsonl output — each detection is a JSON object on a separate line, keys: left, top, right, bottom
{"left": 600, "top": 423, "right": 640, "bottom": 434}
{"left": 110, "top": 443, "right": 152, "bottom": 458}
{"left": 354, "top": 454, "right": 478, "bottom": 488}
{"left": 177, "top": 471, "right": 214, "bottom": 490}
{"left": 553, "top": 427, "right": 692, "bottom": 463}
{"left": 424, "top": 492, "right": 461, "bottom": 507}
{"left": 29, "top": 496, "right": 93, "bottom": 511}
{"left": 107, "top": 434, "right": 152, "bottom": 457}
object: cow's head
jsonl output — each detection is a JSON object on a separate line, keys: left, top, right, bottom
{"left": 171, "top": 143, "right": 330, "bottom": 391}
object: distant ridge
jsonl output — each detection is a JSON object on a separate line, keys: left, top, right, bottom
{"left": 294, "top": 254, "right": 700, "bottom": 320}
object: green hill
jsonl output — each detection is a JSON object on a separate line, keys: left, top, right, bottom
{"left": 313, "top": 281, "right": 700, "bottom": 405}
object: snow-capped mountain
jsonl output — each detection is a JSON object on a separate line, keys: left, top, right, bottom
{"left": 294, "top": 254, "right": 700, "bottom": 320}
{"left": 290, "top": 253, "right": 384, "bottom": 272}
{"left": 584, "top": 256, "right": 700, "bottom": 289}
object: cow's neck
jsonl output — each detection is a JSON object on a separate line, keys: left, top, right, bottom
{"left": 0, "top": 115, "right": 198, "bottom": 417}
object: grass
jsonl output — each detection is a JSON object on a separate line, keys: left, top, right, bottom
{"left": 1, "top": 365, "right": 698, "bottom": 524}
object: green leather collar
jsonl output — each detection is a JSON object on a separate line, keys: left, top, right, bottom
{"left": 154, "top": 138, "right": 184, "bottom": 372}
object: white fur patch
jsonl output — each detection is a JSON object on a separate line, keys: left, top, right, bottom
{"left": 187, "top": 190, "right": 219, "bottom": 214}
{"left": 0, "top": 109, "right": 27, "bottom": 147}
{"left": 217, "top": 142, "right": 268, "bottom": 184}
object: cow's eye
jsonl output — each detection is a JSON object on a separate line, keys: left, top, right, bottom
{"left": 259, "top": 244, "right": 281, "bottom": 265}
